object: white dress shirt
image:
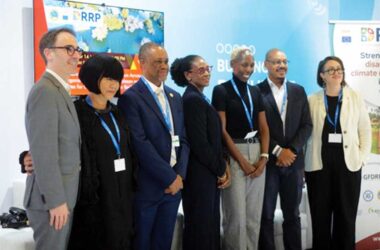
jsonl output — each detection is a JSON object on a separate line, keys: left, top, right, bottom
{"left": 46, "top": 68, "right": 71, "bottom": 93}
{"left": 268, "top": 78, "right": 288, "bottom": 156}
{"left": 143, "top": 77, "right": 177, "bottom": 166}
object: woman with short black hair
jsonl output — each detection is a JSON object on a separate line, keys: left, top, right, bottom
{"left": 68, "top": 54, "right": 136, "bottom": 250}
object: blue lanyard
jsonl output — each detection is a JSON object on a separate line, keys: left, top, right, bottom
{"left": 280, "top": 84, "right": 287, "bottom": 116}
{"left": 141, "top": 77, "right": 173, "bottom": 132}
{"left": 202, "top": 93, "right": 211, "bottom": 105}
{"left": 323, "top": 89, "right": 343, "bottom": 133}
{"left": 230, "top": 78, "right": 254, "bottom": 130}
{"left": 86, "top": 96, "right": 121, "bottom": 157}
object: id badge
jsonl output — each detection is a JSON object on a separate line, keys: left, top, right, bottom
{"left": 328, "top": 133, "right": 342, "bottom": 143}
{"left": 114, "top": 158, "right": 126, "bottom": 172}
{"left": 244, "top": 131, "right": 257, "bottom": 140}
{"left": 172, "top": 135, "right": 180, "bottom": 147}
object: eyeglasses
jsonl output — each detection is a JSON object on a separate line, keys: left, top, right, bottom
{"left": 48, "top": 45, "right": 84, "bottom": 56}
{"left": 189, "top": 65, "right": 213, "bottom": 74}
{"left": 266, "top": 60, "right": 289, "bottom": 66}
{"left": 323, "top": 68, "right": 344, "bottom": 75}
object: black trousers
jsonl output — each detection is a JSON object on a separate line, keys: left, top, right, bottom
{"left": 182, "top": 180, "right": 221, "bottom": 250}
{"left": 305, "top": 146, "right": 361, "bottom": 250}
{"left": 259, "top": 165, "right": 304, "bottom": 250}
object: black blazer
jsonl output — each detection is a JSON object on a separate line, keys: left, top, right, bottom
{"left": 257, "top": 79, "right": 312, "bottom": 169}
{"left": 182, "top": 85, "right": 226, "bottom": 185}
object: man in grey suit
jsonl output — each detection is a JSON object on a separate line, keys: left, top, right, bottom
{"left": 25, "top": 28, "right": 82, "bottom": 250}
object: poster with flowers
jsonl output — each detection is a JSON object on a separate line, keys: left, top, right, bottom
{"left": 34, "top": 0, "right": 164, "bottom": 95}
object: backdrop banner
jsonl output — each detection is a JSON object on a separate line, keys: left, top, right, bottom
{"left": 332, "top": 20, "right": 380, "bottom": 250}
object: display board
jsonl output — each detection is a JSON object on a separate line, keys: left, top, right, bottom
{"left": 33, "top": 0, "right": 164, "bottom": 95}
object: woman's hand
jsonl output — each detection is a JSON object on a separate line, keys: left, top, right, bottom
{"left": 218, "top": 162, "right": 231, "bottom": 189}
{"left": 249, "top": 157, "right": 267, "bottom": 178}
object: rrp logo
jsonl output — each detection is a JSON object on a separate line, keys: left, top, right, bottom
{"left": 361, "top": 27, "right": 380, "bottom": 42}
{"left": 73, "top": 10, "right": 101, "bottom": 23}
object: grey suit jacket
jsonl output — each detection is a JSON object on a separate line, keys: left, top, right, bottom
{"left": 25, "top": 72, "right": 81, "bottom": 211}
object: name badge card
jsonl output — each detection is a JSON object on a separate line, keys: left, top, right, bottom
{"left": 114, "top": 158, "right": 126, "bottom": 172}
{"left": 328, "top": 133, "right": 342, "bottom": 143}
{"left": 172, "top": 135, "right": 180, "bottom": 147}
{"left": 244, "top": 131, "right": 257, "bottom": 140}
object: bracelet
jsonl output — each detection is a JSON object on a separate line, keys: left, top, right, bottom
{"left": 260, "top": 153, "right": 269, "bottom": 160}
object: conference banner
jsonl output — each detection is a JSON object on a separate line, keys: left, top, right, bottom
{"left": 33, "top": 0, "right": 164, "bottom": 95}
{"left": 332, "top": 20, "right": 380, "bottom": 250}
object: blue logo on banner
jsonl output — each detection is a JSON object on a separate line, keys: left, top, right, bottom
{"left": 342, "top": 36, "right": 351, "bottom": 43}
{"left": 363, "top": 190, "right": 374, "bottom": 202}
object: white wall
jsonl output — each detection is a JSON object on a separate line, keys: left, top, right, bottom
{"left": 0, "top": 1, "right": 33, "bottom": 212}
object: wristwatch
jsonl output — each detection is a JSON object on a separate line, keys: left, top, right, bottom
{"left": 260, "top": 153, "right": 269, "bottom": 160}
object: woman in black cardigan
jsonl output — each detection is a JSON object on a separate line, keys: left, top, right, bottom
{"left": 68, "top": 54, "right": 136, "bottom": 250}
{"left": 170, "top": 55, "right": 230, "bottom": 250}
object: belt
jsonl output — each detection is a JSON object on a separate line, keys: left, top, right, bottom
{"left": 232, "top": 137, "right": 260, "bottom": 144}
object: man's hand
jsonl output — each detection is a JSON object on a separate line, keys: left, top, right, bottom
{"left": 164, "top": 175, "right": 183, "bottom": 195}
{"left": 276, "top": 148, "right": 296, "bottom": 167}
{"left": 49, "top": 202, "right": 69, "bottom": 231}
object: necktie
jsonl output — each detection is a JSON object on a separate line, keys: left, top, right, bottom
{"left": 156, "top": 88, "right": 177, "bottom": 166}
{"left": 155, "top": 88, "right": 166, "bottom": 115}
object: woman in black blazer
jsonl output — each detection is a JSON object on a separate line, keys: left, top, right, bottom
{"left": 170, "top": 55, "right": 230, "bottom": 250}
{"left": 68, "top": 55, "right": 135, "bottom": 250}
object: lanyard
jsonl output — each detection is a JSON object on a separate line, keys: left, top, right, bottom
{"left": 230, "top": 78, "right": 254, "bottom": 130}
{"left": 279, "top": 84, "right": 287, "bottom": 116}
{"left": 323, "top": 89, "right": 342, "bottom": 133}
{"left": 202, "top": 93, "right": 211, "bottom": 105}
{"left": 86, "top": 96, "right": 121, "bottom": 157}
{"left": 141, "top": 77, "right": 173, "bottom": 132}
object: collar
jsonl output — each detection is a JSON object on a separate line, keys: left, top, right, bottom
{"left": 46, "top": 69, "right": 71, "bottom": 93}
{"left": 267, "top": 77, "right": 287, "bottom": 91}
{"left": 142, "top": 76, "right": 164, "bottom": 93}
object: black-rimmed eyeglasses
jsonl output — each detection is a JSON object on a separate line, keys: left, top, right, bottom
{"left": 323, "top": 68, "right": 344, "bottom": 75}
{"left": 48, "top": 45, "right": 84, "bottom": 56}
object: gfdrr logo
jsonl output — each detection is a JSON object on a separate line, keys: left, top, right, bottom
{"left": 363, "top": 190, "right": 374, "bottom": 202}
{"left": 361, "top": 27, "right": 380, "bottom": 42}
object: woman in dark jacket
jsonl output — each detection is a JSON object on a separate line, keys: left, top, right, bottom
{"left": 170, "top": 55, "right": 230, "bottom": 250}
{"left": 68, "top": 54, "right": 135, "bottom": 250}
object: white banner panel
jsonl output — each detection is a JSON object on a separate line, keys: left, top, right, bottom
{"left": 332, "top": 20, "right": 380, "bottom": 250}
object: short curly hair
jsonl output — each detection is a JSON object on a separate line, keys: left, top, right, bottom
{"left": 170, "top": 55, "right": 201, "bottom": 87}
